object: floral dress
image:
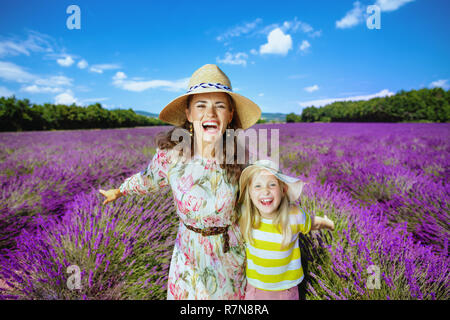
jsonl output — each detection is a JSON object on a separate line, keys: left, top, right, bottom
{"left": 119, "top": 147, "right": 246, "bottom": 300}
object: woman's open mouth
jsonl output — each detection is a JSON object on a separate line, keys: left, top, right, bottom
{"left": 202, "top": 120, "right": 220, "bottom": 134}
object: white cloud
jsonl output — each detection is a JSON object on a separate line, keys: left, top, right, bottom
{"left": 336, "top": 1, "right": 365, "bottom": 29}
{"left": 258, "top": 23, "right": 281, "bottom": 36}
{"left": 0, "top": 57, "right": 76, "bottom": 97}
{"left": 218, "top": 17, "right": 320, "bottom": 55}
{"left": 299, "top": 40, "right": 311, "bottom": 53}
{"left": 0, "top": 61, "right": 72, "bottom": 94}
{"left": 112, "top": 71, "right": 189, "bottom": 92}
{"left": 281, "top": 18, "right": 322, "bottom": 38}
{"left": 375, "top": 0, "right": 414, "bottom": 12}
{"left": 284, "top": 20, "right": 310, "bottom": 33}
{"left": 258, "top": 18, "right": 321, "bottom": 39}
{"left": 55, "top": 90, "right": 77, "bottom": 105}
{"left": 89, "top": 64, "right": 120, "bottom": 74}
{"left": 0, "top": 86, "right": 13, "bottom": 97}
{"left": 298, "top": 89, "right": 394, "bottom": 107}
{"left": 429, "top": 79, "right": 449, "bottom": 90}
{"left": 22, "top": 85, "right": 63, "bottom": 94}
{"left": 260, "top": 28, "right": 292, "bottom": 56}
{"left": 0, "top": 61, "right": 36, "bottom": 83}
{"left": 0, "top": 31, "right": 90, "bottom": 75}
{"left": 0, "top": 62, "right": 74, "bottom": 92}
{"left": 0, "top": 41, "right": 30, "bottom": 57}
{"left": 77, "top": 59, "right": 88, "bottom": 69}
{"left": 216, "top": 52, "right": 248, "bottom": 66}
{"left": 35, "top": 75, "right": 73, "bottom": 87}
{"left": 57, "top": 55, "right": 75, "bottom": 67}
{"left": 216, "top": 18, "right": 263, "bottom": 42}
{"left": 113, "top": 71, "right": 127, "bottom": 81}
{"left": 258, "top": 93, "right": 264, "bottom": 97}
{"left": 304, "top": 84, "right": 319, "bottom": 93}
{"left": 0, "top": 30, "right": 54, "bottom": 57}
{"left": 79, "top": 97, "right": 109, "bottom": 105}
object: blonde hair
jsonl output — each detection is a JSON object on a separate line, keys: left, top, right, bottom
{"left": 238, "top": 166, "right": 293, "bottom": 249}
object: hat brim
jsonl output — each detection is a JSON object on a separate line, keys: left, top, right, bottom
{"left": 239, "top": 165, "right": 307, "bottom": 203}
{"left": 159, "top": 87, "right": 261, "bottom": 130}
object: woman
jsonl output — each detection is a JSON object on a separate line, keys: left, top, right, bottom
{"left": 99, "top": 64, "right": 261, "bottom": 299}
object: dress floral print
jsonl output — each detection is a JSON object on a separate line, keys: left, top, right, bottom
{"left": 119, "top": 148, "right": 246, "bottom": 300}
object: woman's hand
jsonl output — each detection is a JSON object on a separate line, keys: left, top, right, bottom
{"left": 99, "top": 188, "right": 123, "bottom": 205}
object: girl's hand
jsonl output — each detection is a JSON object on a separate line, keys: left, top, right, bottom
{"left": 323, "top": 215, "right": 335, "bottom": 231}
{"left": 99, "top": 188, "right": 122, "bottom": 205}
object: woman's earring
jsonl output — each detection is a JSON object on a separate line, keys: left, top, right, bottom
{"left": 189, "top": 122, "right": 193, "bottom": 136}
{"left": 226, "top": 123, "right": 231, "bottom": 138}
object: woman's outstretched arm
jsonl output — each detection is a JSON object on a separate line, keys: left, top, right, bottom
{"left": 99, "top": 188, "right": 123, "bottom": 205}
{"left": 99, "top": 148, "right": 173, "bottom": 204}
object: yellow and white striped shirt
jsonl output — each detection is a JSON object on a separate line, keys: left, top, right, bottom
{"left": 245, "top": 205, "right": 311, "bottom": 291}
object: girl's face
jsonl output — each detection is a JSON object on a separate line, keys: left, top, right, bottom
{"left": 185, "top": 92, "right": 234, "bottom": 145}
{"left": 249, "top": 170, "right": 284, "bottom": 218}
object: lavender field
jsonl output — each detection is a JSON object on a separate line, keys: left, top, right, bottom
{"left": 0, "top": 123, "right": 449, "bottom": 300}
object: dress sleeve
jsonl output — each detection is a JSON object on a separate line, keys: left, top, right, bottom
{"left": 119, "top": 148, "right": 173, "bottom": 196}
{"left": 296, "top": 205, "right": 312, "bottom": 235}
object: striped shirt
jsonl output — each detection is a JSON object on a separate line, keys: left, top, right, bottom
{"left": 245, "top": 205, "right": 311, "bottom": 291}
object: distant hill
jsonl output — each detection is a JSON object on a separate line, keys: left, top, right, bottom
{"left": 260, "top": 112, "right": 287, "bottom": 122}
{"left": 135, "top": 110, "right": 288, "bottom": 122}
{"left": 134, "top": 110, "right": 160, "bottom": 118}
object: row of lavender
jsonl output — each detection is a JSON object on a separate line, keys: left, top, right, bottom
{"left": 0, "top": 123, "right": 449, "bottom": 299}
{"left": 0, "top": 127, "right": 176, "bottom": 299}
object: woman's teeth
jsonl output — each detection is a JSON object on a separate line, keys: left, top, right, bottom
{"left": 202, "top": 121, "right": 219, "bottom": 133}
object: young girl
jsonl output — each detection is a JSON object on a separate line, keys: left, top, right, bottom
{"left": 238, "top": 159, "right": 335, "bottom": 300}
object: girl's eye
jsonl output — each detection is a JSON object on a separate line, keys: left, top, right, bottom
{"left": 216, "top": 105, "right": 226, "bottom": 109}
{"left": 196, "top": 105, "right": 205, "bottom": 108}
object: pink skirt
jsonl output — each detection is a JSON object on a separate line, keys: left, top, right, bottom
{"left": 244, "top": 282, "right": 299, "bottom": 300}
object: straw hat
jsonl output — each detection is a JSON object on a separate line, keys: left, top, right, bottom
{"left": 239, "top": 159, "right": 308, "bottom": 203}
{"left": 159, "top": 64, "right": 261, "bottom": 130}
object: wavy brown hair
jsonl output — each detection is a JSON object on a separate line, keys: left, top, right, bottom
{"left": 155, "top": 93, "right": 247, "bottom": 187}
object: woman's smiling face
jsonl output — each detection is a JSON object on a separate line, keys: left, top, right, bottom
{"left": 185, "top": 92, "right": 234, "bottom": 145}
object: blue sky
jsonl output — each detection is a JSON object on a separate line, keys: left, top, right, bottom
{"left": 0, "top": 0, "right": 449, "bottom": 114}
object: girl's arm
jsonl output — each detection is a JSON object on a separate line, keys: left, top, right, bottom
{"left": 311, "top": 215, "right": 335, "bottom": 231}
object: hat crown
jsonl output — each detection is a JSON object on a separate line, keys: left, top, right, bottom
{"left": 252, "top": 159, "right": 280, "bottom": 172}
{"left": 188, "top": 64, "right": 232, "bottom": 90}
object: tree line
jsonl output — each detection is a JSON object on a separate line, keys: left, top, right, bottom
{"left": 0, "top": 96, "right": 168, "bottom": 132}
{"left": 287, "top": 87, "right": 450, "bottom": 123}
{"left": 1, "top": 87, "right": 449, "bottom": 132}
